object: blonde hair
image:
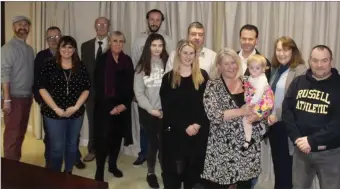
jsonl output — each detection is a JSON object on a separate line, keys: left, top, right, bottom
{"left": 210, "top": 47, "right": 242, "bottom": 80}
{"left": 171, "top": 40, "right": 204, "bottom": 90}
{"left": 247, "top": 54, "right": 267, "bottom": 68}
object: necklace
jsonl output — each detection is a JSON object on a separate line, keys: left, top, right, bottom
{"left": 63, "top": 70, "right": 72, "bottom": 95}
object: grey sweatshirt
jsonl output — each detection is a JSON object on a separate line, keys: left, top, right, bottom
{"left": 134, "top": 58, "right": 164, "bottom": 113}
{"left": 1, "top": 37, "right": 35, "bottom": 97}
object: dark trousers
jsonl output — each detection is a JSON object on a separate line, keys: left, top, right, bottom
{"left": 85, "top": 99, "right": 95, "bottom": 153}
{"left": 44, "top": 115, "right": 83, "bottom": 172}
{"left": 138, "top": 127, "right": 148, "bottom": 158}
{"left": 269, "top": 121, "right": 293, "bottom": 189}
{"left": 2, "top": 97, "right": 32, "bottom": 161}
{"left": 138, "top": 107, "right": 162, "bottom": 173}
{"left": 94, "top": 101, "right": 123, "bottom": 181}
{"left": 162, "top": 155, "right": 200, "bottom": 189}
{"left": 43, "top": 116, "right": 82, "bottom": 166}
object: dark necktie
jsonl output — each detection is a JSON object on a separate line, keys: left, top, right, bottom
{"left": 96, "top": 41, "right": 103, "bottom": 60}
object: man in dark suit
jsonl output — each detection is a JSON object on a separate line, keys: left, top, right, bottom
{"left": 81, "top": 17, "right": 110, "bottom": 162}
{"left": 237, "top": 24, "right": 271, "bottom": 81}
{"left": 33, "top": 26, "right": 85, "bottom": 169}
{"left": 237, "top": 24, "right": 271, "bottom": 189}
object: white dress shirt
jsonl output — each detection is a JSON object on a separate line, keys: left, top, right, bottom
{"left": 165, "top": 47, "right": 217, "bottom": 76}
{"left": 239, "top": 49, "right": 256, "bottom": 75}
{"left": 95, "top": 36, "right": 109, "bottom": 58}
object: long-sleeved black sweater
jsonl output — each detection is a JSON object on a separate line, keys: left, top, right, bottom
{"left": 282, "top": 68, "right": 340, "bottom": 152}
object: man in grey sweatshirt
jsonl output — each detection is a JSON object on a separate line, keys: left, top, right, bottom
{"left": 1, "top": 16, "right": 35, "bottom": 161}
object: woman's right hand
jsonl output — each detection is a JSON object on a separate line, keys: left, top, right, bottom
{"left": 240, "top": 104, "right": 254, "bottom": 116}
{"left": 268, "top": 114, "right": 278, "bottom": 126}
{"left": 54, "top": 107, "right": 65, "bottom": 117}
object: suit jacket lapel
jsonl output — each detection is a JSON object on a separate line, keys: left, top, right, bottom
{"left": 89, "top": 38, "right": 96, "bottom": 61}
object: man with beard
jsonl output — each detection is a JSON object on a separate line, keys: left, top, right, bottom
{"left": 131, "top": 9, "right": 174, "bottom": 167}
{"left": 1, "top": 16, "right": 35, "bottom": 161}
{"left": 132, "top": 9, "right": 174, "bottom": 68}
{"left": 165, "top": 21, "right": 217, "bottom": 76}
{"left": 33, "top": 26, "right": 85, "bottom": 169}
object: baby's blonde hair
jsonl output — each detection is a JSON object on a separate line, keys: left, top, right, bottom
{"left": 247, "top": 54, "right": 267, "bottom": 68}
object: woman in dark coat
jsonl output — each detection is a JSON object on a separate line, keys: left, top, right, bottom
{"left": 94, "top": 31, "right": 134, "bottom": 181}
{"left": 160, "top": 40, "right": 210, "bottom": 189}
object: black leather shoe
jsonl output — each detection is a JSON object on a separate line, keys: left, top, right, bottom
{"left": 146, "top": 173, "right": 160, "bottom": 188}
{"left": 132, "top": 156, "right": 146, "bottom": 166}
{"left": 74, "top": 160, "right": 86, "bottom": 169}
{"left": 109, "top": 168, "right": 123, "bottom": 178}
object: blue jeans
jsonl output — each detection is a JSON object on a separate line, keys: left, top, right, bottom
{"left": 43, "top": 116, "right": 82, "bottom": 166}
{"left": 138, "top": 126, "right": 148, "bottom": 159}
{"left": 251, "top": 177, "right": 258, "bottom": 189}
{"left": 44, "top": 115, "right": 83, "bottom": 172}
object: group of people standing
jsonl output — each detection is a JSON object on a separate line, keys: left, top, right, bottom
{"left": 2, "top": 8, "right": 340, "bottom": 189}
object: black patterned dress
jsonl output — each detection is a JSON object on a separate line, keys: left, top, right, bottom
{"left": 201, "top": 77, "right": 268, "bottom": 185}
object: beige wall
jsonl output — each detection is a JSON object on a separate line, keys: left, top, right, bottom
{"left": 5, "top": 2, "right": 33, "bottom": 45}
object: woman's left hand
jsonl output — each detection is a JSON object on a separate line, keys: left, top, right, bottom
{"left": 247, "top": 113, "right": 261, "bottom": 123}
{"left": 185, "top": 125, "right": 197, "bottom": 136}
{"left": 116, "top": 104, "right": 127, "bottom": 112}
{"left": 64, "top": 106, "right": 79, "bottom": 117}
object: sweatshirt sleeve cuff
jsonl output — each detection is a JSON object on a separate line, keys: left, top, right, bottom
{"left": 307, "top": 136, "right": 316, "bottom": 150}
{"left": 146, "top": 107, "right": 154, "bottom": 114}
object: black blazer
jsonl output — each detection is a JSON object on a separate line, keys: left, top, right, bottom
{"left": 33, "top": 48, "right": 54, "bottom": 104}
{"left": 81, "top": 38, "right": 96, "bottom": 101}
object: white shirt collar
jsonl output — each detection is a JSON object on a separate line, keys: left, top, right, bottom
{"left": 199, "top": 47, "right": 206, "bottom": 58}
{"left": 239, "top": 49, "right": 256, "bottom": 60}
{"left": 95, "top": 36, "right": 108, "bottom": 45}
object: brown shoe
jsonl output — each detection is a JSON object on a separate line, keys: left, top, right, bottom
{"left": 83, "top": 153, "right": 96, "bottom": 162}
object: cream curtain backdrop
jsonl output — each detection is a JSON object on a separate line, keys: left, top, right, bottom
{"left": 25, "top": 1, "right": 340, "bottom": 188}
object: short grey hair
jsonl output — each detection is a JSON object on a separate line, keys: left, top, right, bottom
{"left": 94, "top": 17, "right": 110, "bottom": 27}
{"left": 109, "top": 30, "right": 126, "bottom": 43}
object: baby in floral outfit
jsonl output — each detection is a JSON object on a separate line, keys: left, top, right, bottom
{"left": 243, "top": 54, "right": 274, "bottom": 149}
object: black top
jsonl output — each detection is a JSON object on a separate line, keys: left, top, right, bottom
{"left": 232, "top": 92, "right": 245, "bottom": 108}
{"left": 33, "top": 48, "right": 54, "bottom": 104}
{"left": 283, "top": 68, "right": 340, "bottom": 152}
{"left": 160, "top": 69, "right": 210, "bottom": 158}
{"left": 94, "top": 51, "right": 135, "bottom": 146}
{"left": 37, "top": 59, "right": 91, "bottom": 119}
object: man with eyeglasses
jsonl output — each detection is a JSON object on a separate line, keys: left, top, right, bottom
{"left": 283, "top": 45, "right": 340, "bottom": 189}
{"left": 81, "top": 17, "right": 110, "bottom": 163}
{"left": 33, "top": 26, "right": 86, "bottom": 169}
